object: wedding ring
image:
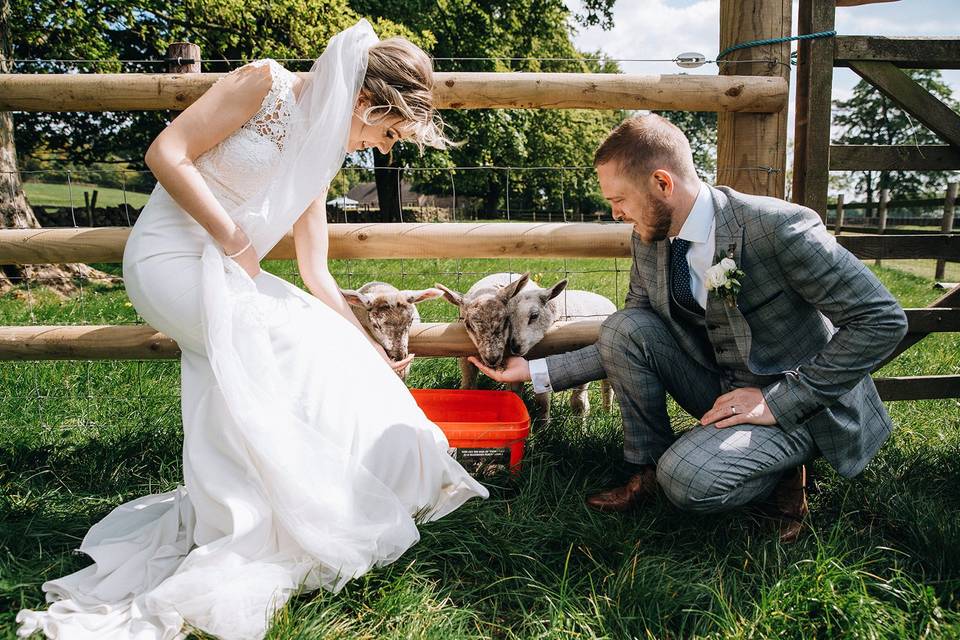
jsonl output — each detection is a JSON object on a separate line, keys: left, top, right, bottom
{"left": 730, "top": 405, "right": 738, "bottom": 415}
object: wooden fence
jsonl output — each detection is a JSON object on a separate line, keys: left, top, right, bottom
{"left": 1, "top": 222, "right": 959, "bottom": 401}
{"left": 828, "top": 184, "right": 959, "bottom": 280}
{"left": 789, "top": 0, "right": 960, "bottom": 400}
{"left": 1, "top": 0, "right": 958, "bottom": 402}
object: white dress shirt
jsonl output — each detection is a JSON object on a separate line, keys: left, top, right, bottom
{"left": 528, "top": 182, "right": 716, "bottom": 394}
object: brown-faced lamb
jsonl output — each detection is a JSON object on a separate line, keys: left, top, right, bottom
{"left": 340, "top": 281, "right": 443, "bottom": 379}
{"left": 434, "top": 272, "right": 532, "bottom": 390}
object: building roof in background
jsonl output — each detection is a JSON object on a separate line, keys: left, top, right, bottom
{"left": 345, "top": 181, "right": 468, "bottom": 209}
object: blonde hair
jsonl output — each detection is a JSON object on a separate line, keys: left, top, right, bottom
{"left": 360, "top": 37, "right": 451, "bottom": 150}
{"left": 594, "top": 114, "right": 697, "bottom": 183}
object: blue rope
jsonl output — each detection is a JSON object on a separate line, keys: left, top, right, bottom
{"left": 716, "top": 30, "right": 836, "bottom": 61}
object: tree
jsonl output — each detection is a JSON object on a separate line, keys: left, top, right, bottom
{"left": 349, "top": 0, "right": 625, "bottom": 219}
{"left": 9, "top": 0, "right": 421, "bottom": 168}
{"left": 9, "top": 0, "right": 624, "bottom": 222}
{"left": 832, "top": 69, "right": 960, "bottom": 203}
{"left": 1, "top": 0, "right": 115, "bottom": 296}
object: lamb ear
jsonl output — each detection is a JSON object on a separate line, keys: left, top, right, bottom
{"left": 406, "top": 288, "right": 444, "bottom": 305}
{"left": 340, "top": 289, "right": 369, "bottom": 307}
{"left": 543, "top": 278, "right": 568, "bottom": 301}
{"left": 499, "top": 273, "right": 530, "bottom": 300}
{"left": 434, "top": 283, "right": 463, "bottom": 307}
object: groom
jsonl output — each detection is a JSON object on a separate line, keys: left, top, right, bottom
{"left": 472, "top": 114, "right": 908, "bottom": 541}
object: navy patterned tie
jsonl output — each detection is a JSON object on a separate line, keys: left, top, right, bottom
{"left": 670, "top": 238, "right": 703, "bottom": 314}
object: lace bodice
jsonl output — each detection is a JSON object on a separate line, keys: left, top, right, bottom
{"left": 194, "top": 59, "right": 297, "bottom": 206}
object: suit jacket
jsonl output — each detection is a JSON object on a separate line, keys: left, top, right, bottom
{"left": 546, "top": 185, "right": 909, "bottom": 477}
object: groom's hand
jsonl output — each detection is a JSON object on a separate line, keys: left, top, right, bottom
{"left": 468, "top": 355, "right": 531, "bottom": 384}
{"left": 701, "top": 387, "right": 777, "bottom": 428}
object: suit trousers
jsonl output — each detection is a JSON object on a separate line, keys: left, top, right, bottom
{"left": 598, "top": 307, "right": 817, "bottom": 513}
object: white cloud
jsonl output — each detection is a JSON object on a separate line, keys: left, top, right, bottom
{"left": 566, "top": 0, "right": 959, "bottom": 97}
{"left": 566, "top": 0, "right": 959, "bottom": 147}
{"left": 562, "top": 0, "right": 958, "bottom": 193}
{"left": 566, "top": 0, "right": 720, "bottom": 77}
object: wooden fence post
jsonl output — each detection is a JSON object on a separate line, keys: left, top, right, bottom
{"left": 717, "top": 0, "right": 791, "bottom": 198}
{"left": 936, "top": 182, "right": 958, "bottom": 280}
{"left": 835, "top": 193, "right": 844, "bottom": 235}
{"left": 875, "top": 187, "right": 889, "bottom": 266}
{"left": 165, "top": 42, "right": 201, "bottom": 74}
{"left": 82, "top": 189, "right": 98, "bottom": 226}
{"left": 792, "top": 0, "right": 835, "bottom": 217}
{"left": 164, "top": 43, "right": 200, "bottom": 137}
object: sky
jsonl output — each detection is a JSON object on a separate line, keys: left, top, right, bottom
{"left": 565, "top": 0, "right": 959, "bottom": 135}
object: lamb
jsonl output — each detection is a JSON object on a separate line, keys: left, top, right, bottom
{"left": 505, "top": 277, "right": 617, "bottom": 421}
{"left": 340, "top": 281, "right": 443, "bottom": 379}
{"left": 437, "top": 272, "right": 616, "bottom": 424}
{"left": 435, "top": 272, "right": 533, "bottom": 390}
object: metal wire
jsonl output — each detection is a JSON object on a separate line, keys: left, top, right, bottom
{"left": 8, "top": 54, "right": 792, "bottom": 71}
{"left": 6, "top": 165, "right": 776, "bottom": 174}
{"left": 120, "top": 171, "right": 132, "bottom": 226}
{"left": 65, "top": 169, "right": 78, "bottom": 228}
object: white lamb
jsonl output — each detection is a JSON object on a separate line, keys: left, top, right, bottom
{"left": 506, "top": 276, "right": 616, "bottom": 422}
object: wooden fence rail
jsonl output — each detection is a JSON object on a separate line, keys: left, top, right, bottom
{"left": 0, "top": 307, "right": 953, "bottom": 356}
{"left": 793, "top": 1, "right": 960, "bottom": 217}
{"left": 3, "top": 225, "right": 960, "bottom": 264}
{"left": 0, "top": 321, "right": 599, "bottom": 360}
{"left": 0, "top": 72, "right": 788, "bottom": 114}
{"left": 1, "top": 313, "right": 954, "bottom": 402}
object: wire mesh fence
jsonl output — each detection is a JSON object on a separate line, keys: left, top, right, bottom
{"left": 2, "top": 163, "right": 633, "bottom": 430}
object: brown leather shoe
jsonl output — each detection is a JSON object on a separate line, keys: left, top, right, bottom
{"left": 586, "top": 467, "right": 658, "bottom": 513}
{"left": 771, "top": 464, "right": 808, "bottom": 544}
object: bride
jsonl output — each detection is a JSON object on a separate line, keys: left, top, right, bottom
{"left": 17, "top": 19, "right": 488, "bottom": 640}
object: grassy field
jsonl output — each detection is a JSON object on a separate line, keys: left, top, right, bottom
{"left": 22, "top": 181, "right": 152, "bottom": 210}
{"left": 1, "top": 257, "right": 959, "bottom": 639}
{"left": 880, "top": 258, "right": 960, "bottom": 284}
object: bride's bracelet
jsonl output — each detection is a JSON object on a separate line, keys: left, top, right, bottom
{"left": 224, "top": 239, "right": 252, "bottom": 259}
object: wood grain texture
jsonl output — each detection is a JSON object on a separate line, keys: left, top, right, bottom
{"left": 0, "top": 320, "right": 603, "bottom": 360}
{"left": 829, "top": 145, "right": 960, "bottom": 171}
{"left": 835, "top": 36, "right": 960, "bottom": 69}
{"left": 5, "top": 321, "right": 956, "bottom": 401}
{"left": 0, "top": 309, "right": 953, "bottom": 361}
{"left": 792, "top": 0, "right": 836, "bottom": 217}
{"left": 0, "top": 72, "right": 788, "bottom": 113}
{"left": 716, "top": 0, "right": 791, "bottom": 198}
{"left": 4, "top": 226, "right": 960, "bottom": 264}
{"left": 877, "top": 283, "right": 960, "bottom": 369}
{"left": 874, "top": 376, "right": 960, "bottom": 401}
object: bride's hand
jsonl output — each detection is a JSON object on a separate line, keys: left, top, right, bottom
{"left": 230, "top": 245, "right": 261, "bottom": 279}
{"left": 371, "top": 342, "right": 415, "bottom": 375}
{"left": 222, "top": 229, "right": 261, "bottom": 278}
{"left": 390, "top": 353, "right": 415, "bottom": 374}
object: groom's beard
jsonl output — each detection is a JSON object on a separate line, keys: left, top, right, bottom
{"left": 637, "top": 193, "right": 674, "bottom": 243}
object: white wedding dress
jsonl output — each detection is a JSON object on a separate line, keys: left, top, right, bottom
{"left": 16, "top": 59, "right": 489, "bottom": 640}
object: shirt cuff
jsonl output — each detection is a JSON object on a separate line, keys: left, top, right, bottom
{"left": 528, "top": 357, "right": 553, "bottom": 394}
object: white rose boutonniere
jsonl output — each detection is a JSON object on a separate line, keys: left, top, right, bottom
{"left": 705, "top": 244, "right": 745, "bottom": 306}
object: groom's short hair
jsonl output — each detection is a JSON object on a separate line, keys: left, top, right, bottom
{"left": 594, "top": 114, "right": 697, "bottom": 183}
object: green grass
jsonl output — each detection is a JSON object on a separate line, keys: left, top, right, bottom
{"left": 879, "top": 259, "right": 960, "bottom": 284}
{"left": 22, "top": 181, "right": 151, "bottom": 209}
{"left": 1, "top": 258, "right": 959, "bottom": 639}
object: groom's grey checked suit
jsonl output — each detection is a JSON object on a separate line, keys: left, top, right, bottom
{"left": 544, "top": 185, "right": 909, "bottom": 512}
